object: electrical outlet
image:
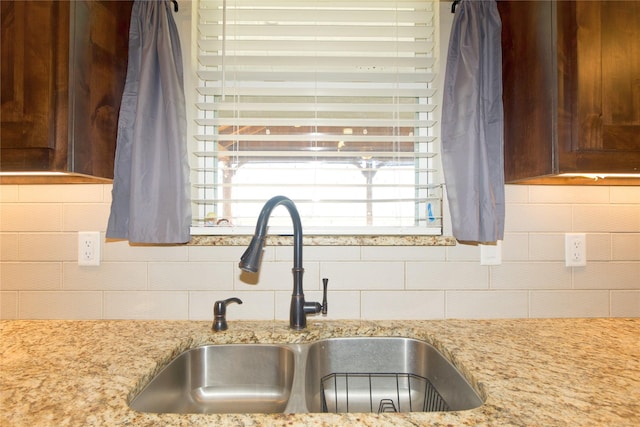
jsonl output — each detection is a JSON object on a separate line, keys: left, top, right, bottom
{"left": 78, "top": 231, "right": 101, "bottom": 266}
{"left": 480, "top": 240, "right": 502, "bottom": 265}
{"left": 565, "top": 233, "right": 586, "bottom": 267}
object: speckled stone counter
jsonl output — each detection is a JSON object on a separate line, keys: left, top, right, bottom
{"left": 1, "top": 319, "right": 638, "bottom": 426}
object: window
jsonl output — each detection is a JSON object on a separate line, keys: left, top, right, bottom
{"left": 191, "top": 0, "right": 443, "bottom": 235}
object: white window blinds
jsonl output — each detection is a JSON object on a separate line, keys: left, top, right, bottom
{"left": 194, "top": 0, "right": 442, "bottom": 234}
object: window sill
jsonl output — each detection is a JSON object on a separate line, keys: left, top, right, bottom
{"left": 188, "top": 234, "right": 456, "bottom": 246}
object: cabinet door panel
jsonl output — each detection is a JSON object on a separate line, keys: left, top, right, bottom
{"left": 1, "top": 1, "right": 57, "bottom": 148}
{"left": 575, "top": 1, "right": 640, "bottom": 157}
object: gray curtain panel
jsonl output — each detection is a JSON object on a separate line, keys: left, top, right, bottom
{"left": 107, "top": 0, "right": 191, "bottom": 244}
{"left": 441, "top": 0, "right": 505, "bottom": 243}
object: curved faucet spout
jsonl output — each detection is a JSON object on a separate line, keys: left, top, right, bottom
{"left": 239, "top": 196, "right": 302, "bottom": 282}
{"left": 239, "top": 196, "right": 325, "bottom": 330}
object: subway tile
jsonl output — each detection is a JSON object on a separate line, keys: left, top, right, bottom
{"left": 19, "top": 184, "right": 104, "bottom": 203}
{"left": 63, "top": 203, "right": 111, "bottom": 232}
{"left": 610, "top": 186, "right": 640, "bottom": 204}
{"left": 235, "top": 261, "right": 320, "bottom": 291}
{"left": 189, "top": 291, "right": 274, "bottom": 321}
{"left": 528, "top": 185, "right": 610, "bottom": 204}
{"left": 1, "top": 262, "right": 61, "bottom": 290}
{"left": 103, "top": 184, "right": 113, "bottom": 203}
{"left": 573, "top": 205, "right": 640, "bottom": 232}
{"left": 149, "top": 262, "right": 234, "bottom": 291}
{"left": 63, "top": 262, "right": 147, "bottom": 290}
{"left": 611, "top": 233, "right": 640, "bottom": 261}
{"left": 187, "top": 245, "right": 245, "bottom": 262}
{"left": 573, "top": 262, "right": 640, "bottom": 290}
{"left": 530, "top": 291, "right": 610, "bottom": 318}
{"left": 285, "top": 245, "right": 361, "bottom": 262}
{"left": 19, "top": 291, "right": 103, "bottom": 319}
{"left": 490, "top": 262, "right": 571, "bottom": 289}
{"left": 501, "top": 233, "right": 529, "bottom": 261}
{"left": 0, "top": 233, "right": 19, "bottom": 260}
{"left": 406, "top": 262, "right": 488, "bottom": 290}
{"left": 445, "top": 243, "right": 480, "bottom": 262}
{"left": 319, "top": 262, "right": 404, "bottom": 290}
{"left": 104, "top": 291, "right": 188, "bottom": 319}
{"left": 445, "top": 291, "right": 528, "bottom": 319}
{"left": 504, "top": 185, "right": 529, "bottom": 203}
{"left": 585, "top": 233, "right": 612, "bottom": 261}
{"left": 610, "top": 291, "right": 640, "bottom": 317}
{"left": 0, "top": 185, "right": 19, "bottom": 202}
{"left": 0, "top": 291, "right": 18, "bottom": 319}
{"left": 19, "top": 233, "right": 76, "bottom": 261}
{"left": 362, "top": 245, "right": 445, "bottom": 262}
{"left": 529, "top": 233, "right": 564, "bottom": 261}
{"left": 505, "top": 204, "right": 573, "bottom": 232}
{"left": 0, "top": 204, "right": 63, "bottom": 232}
{"left": 361, "top": 291, "right": 444, "bottom": 320}
{"left": 104, "top": 240, "right": 189, "bottom": 262}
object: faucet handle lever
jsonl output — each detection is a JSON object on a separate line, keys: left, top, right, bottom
{"left": 213, "top": 297, "right": 243, "bottom": 331}
{"left": 321, "top": 278, "right": 329, "bottom": 315}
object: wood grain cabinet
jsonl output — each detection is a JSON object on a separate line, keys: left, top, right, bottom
{"left": 1, "top": 0, "right": 132, "bottom": 182}
{"left": 499, "top": 0, "right": 640, "bottom": 184}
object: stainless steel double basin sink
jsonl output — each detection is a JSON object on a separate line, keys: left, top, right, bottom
{"left": 129, "top": 337, "right": 483, "bottom": 415}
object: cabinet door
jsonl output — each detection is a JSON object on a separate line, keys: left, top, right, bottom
{"left": 0, "top": 1, "right": 68, "bottom": 170}
{"left": 567, "top": 0, "right": 640, "bottom": 172}
{"left": 69, "top": 0, "right": 132, "bottom": 178}
{"left": 500, "top": 0, "right": 557, "bottom": 181}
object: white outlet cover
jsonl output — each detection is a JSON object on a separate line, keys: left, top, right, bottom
{"left": 78, "top": 231, "right": 101, "bottom": 266}
{"left": 480, "top": 241, "right": 502, "bottom": 265}
{"left": 565, "top": 233, "right": 586, "bottom": 267}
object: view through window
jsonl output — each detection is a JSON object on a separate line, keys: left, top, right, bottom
{"left": 192, "top": 0, "right": 443, "bottom": 234}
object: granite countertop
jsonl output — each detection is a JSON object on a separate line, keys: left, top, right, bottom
{"left": 1, "top": 319, "right": 639, "bottom": 426}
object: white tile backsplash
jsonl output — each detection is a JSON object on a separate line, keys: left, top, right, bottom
{"left": 506, "top": 204, "right": 573, "bottom": 232}
{"left": 611, "top": 233, "right": 640, "bottom": 260}
{"left": 19, "top": 184, "right": 105, "bottom": 203}
{"left": 573, "top": 205, "right": 640, "bottom": 232}
{"left": 1, "top": 262, "right": 61, "bottom": 290}
{"left": 610, "top": 291, "right": 640, "bottom": 317}
{"left": 0, "top": 203, "right": 63, "bottom": 231}
{"left": 490, "top": 262, "right": 572, "bottom": 289}
{"left": 149, "top": 262, "right": 234, "bottom": 291}
{"left": 361, "top": 291, "right": 445, "bottom": 319}
{"left": 573, "top": 263, "right": 640, "bottom": 290}
{"left": 1, "top": 184, "right": 638, "bottom": 320}
{"left": 320, "top": 262, "right": 405, "bottom": 290}
{"left": 528, "top": 185, "right": 611, "bottom": 204}
{"left": 104, "top": 291, "right": 188, "bottom": 319}
{"left": 63, "top": 262, "right": 147, "bottom": 290}
{"left": 63, "top": 203, "right": 111, "bottom": 231}
{"left": 406, "top": 262, "right": 488, "bottom": 290}
{"left": 19, "top": 233, "right": 77, "bottom": 261}
{"left": 530, "top": 291, "right": 610, "bottom": 318}
{"left": 0, "top": 291, "right": 18, "bottom": 319}
{"left": 445, "top": 290, "right": 529, "bottom": 319}
{"left": 19, "top": 291, "right": 103, "bottom": 319}
{"left": 0, "top": 233, "right": 19, "bottom": 260}
{"left": 104, "top": 240, "right": 189, "bottom": 262}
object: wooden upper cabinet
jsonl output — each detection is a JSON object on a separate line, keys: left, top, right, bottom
{"left": 1, "top": 1, "right": 63, "bottom": 169}
{"left": 0, "top": 0, "right": 132, "bottom": 182}
{"left": 499, "top": 0, "right": 640, "bottom": 184}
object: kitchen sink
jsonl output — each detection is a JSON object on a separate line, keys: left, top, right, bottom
{"left": 128, "top": 344, "right": 295, "bottom": 414}
{"left": 129, "top": 337, "right": 483, "bottom": 414}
